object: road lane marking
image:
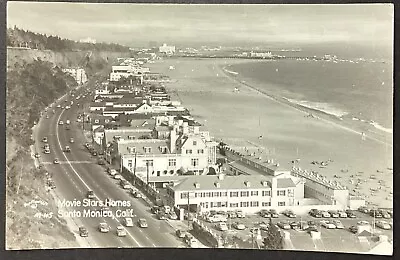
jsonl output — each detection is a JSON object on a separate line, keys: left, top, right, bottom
{"left": 55, "top": 110, "right": 143, "bottom": 247}
{"left": 41, "top": 161, "right": 93, "bottom": 165}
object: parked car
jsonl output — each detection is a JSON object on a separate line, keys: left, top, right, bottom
{"left": 87, "top": 190, "right": 95, "bottom": 199}
{"left": 207, "top": 214, "right": 227, "bottom": 223}
{"left": 269, "top": 209, "right": 279, "bottom": 218}
{"left": 328, "top": 210, "right": 339, "bottom": 218}
{"left": 133, "top": 191, "right": 142, "bottom": 198}
{"left": 157, "top": 212, "right": 167, "bottom": 220}
{"left": 120, "top": 180, "right": 131, "bottom": 189}
{"left": 380, "top": 210, "right": 391, "bottom": 219}
{"left": 235, "top": 210, "right": 245, "bottom": 218}
{"left": 307, "top": 220, "right": 317, "bottom": 228}
{"left": 116, "top": 225, "right": 127, "bottom": 237}
{"left": 232, "top": 222, "right": 246, "bottom": 230}
{"left": 138, "top": 218, "right": 148, "bottom": 228}
{"left": 185, "top": 234, "right": 198, "bottom": 248}
{"left": 53, "top": 158, "right": 60, "bottom": 164}
{"left": 349, "top": 225, "right": 358, "bottom": 233}
{"left": 151, "top": 206, "right": 160, "bottom": 214}
{"left": 34, "top": 153, "right": 40, "bottom": 158}
{"left": 64, "top": 146, "right": 71, "bottom": 153}
{"left": 98, "top": 222, "right": 110, "bottom": 233}
{"left": 283, "top": 210, "right": 296, "bottom": 218}
{"left": 227, "top": 211, "right": 237, "bottom": 219}
{"left": 216, "top": 222, "right": 229, "bottom": 231}
{"left": 79, "top": 226, "right": 88, "bottom": 237}
{"left": 332, "top": 220, "right": 344, "bottom": 229}
{"left": 320, "top": 211, "right": 331, "bottom": 218}
{"left": 44, "top": 149, "right": 51, "bottom": 154}
{"left": 109, "top": 169, "right": 118, "bottom": 176}
{"left": 42, "top": 137, "right": 48, "bottom": 143}
{"left": 376, "top": 220, "right": 391, "bottom": 230}
{"left": 277, "top": 221, "right": 291, "bottom": 230}
{"left": 320, "top": 220, "right": 336, "bottom": 229}
{"left": 357, "top": 221, "right": 370, "bottom": 226}
{"left": 259, "top": 209, "right": 271, "bottom": 218}
{"left": 358, "top": 206, "right": 370, "bottom": 214}
{"left": 168, "top": 211, "right": 178, "bottom": 220}
{"left": 345, "top": 210, "right": 356, "bottom": 218}
{"left": 176, "top": 229, "right": 188, "bottom": 238}
{"left": 370, "top": 210, "right": 383, "bottom": 218}
{"left": 306, "top": 226, "right": 319, "bottom": 233}
{"left": 124, "top": 217, "right": 133, "bottom": 227}
{"left": 337, "top": 210, "right": 348, "bottom": 218}
{"left": 309, "top": 209, "right": 322, "bottom": 218}
{"left": 114, "top": 174, "right": 122, "bottom": 180}
{"left": 290, "top": 221, "right": 300, "bottom": 229}
{"left": 299, "top": 221, "right": 309, "bottom": 230}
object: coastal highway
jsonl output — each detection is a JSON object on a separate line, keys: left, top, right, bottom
{"left": 34, "top": 90, "right": 184, "bottom": 248}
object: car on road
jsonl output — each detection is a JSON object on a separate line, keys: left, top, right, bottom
{"left": 138, "top": 218, "right": 148, "bottom": 228}
{"left": 168, "top": 211, "right": 178, "bottom": 220}
{"left": 259, "top": 209, "right": 271, "bottom": 218}
{"left": 120, "top": 180, "right": 131, "bottom": 190}
{"left": 283, "top": 210, "right": 296, "bottom": 218}
{"left": 133, "top": 191, "right": 142, "bottom": 198}
{"left": 34, "top": 153, "right": 40, "bottom": 158}
{"left": 345, "top": 210, "right": 356, "bottom": 218}
{"left": 337, "top": 210, "right": 348, "bottom": 218}
{"left": 58, "top": 121, "right": 64, "bottom": 125}
{"left": 269, "top": 209, "right": 279, "bottom": 218}
{"left": 151, "top": 206, "right": 160, "bottom": 214}
{"left": 98, "top": 222, "right": 110, "bottom": 233}
{"left": 64, "top": 146, "right": 71, "bottom": 153}
{"left": 232, "top": 222, "right": 246, "bottom": 230}
{"left": 44, "top": 144, "right": 50, "bottom": 150}
{"left": 320, "top": 220, "right": 336, "bottom": 229}
{"left": 44, "top": 149, "right": 51, "bottom": 154}
{"left": 379, "top": 210, "right": 391, "bottom": 219}
{"left": 57, "top": 104, "right": 61, "bottom": 108}
{"left": 108, "top": 169, "right": 118, "bottom": 177}
{"left": 358, "top": 206, "right": 370, "bottom": 214}
{"left": 376, "top": 220, "right": 391, "bottom": 230}
{"left": 87, "top": 190, "right": 95, "bottom": 199}
{"left": 277, "top": 221, "right": 291, "bottom": 230}
{"left": 42, "top": 137, "right": 48, "bottom": 143}
{"left": 53, "top": 158, "right": 60, "bottom": 164}
{"left": 290, "top": 221, "right": 300, "bottom": 229}
{"left": 176, "top": 229, "right": 188, "bottom": 238}
{"left": 113, "top": 174, "right": 122, "bottom": 180}
{"left": 332, "top": 220, "right": 344, "bottom": 229}
{"left": 70, "top": 138, "right": 74, "bottom": 143}
{"left": 85, "top": 143, "right": 91, "bottom": 149}
{"left": 216, "top": 222, "right": 229, "bottom": 231}
{"left": 357, "top": 220, "right": 370, "bottom": 226}
{"left": 91, "top": 151, "right": 98, "bottom": 156}
{"left": 320, "top": 211, "right": 331, "bottom": 218}
{"left": 124, "top": 217, "right": 134, "bottom": 227}
{"left": 79, "top": 226, "right": 88, "bottom": 237}
{"left": 328, "top": 210, "right": 339, "bottom": 218}
{"left": 116, "top": 225, "right": 127, "bottom": 237}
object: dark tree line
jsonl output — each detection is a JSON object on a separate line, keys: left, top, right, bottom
{"left": 7, "top": 26, "right": 130, "bottom": 52}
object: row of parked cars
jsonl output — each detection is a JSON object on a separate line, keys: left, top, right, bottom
{"left": 358, "top": 207, "right": 392, "bottom": 219}
{"left": 309, "top": 209, "right": 356, "bottom": 218}
{"left": 105, "top": 167, "right": 144, "bottom": 199}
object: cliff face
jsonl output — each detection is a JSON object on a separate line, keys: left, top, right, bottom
{"left": 5, "top": 48, "right": 129, "bottom": 249}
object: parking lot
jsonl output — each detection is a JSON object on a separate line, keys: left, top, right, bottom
{"left": 194, "top": 210, "right": 393, "bottom": 252}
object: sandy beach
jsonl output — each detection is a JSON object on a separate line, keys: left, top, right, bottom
{"left": 147, "top": 58, "right": 393, "bottom": 209}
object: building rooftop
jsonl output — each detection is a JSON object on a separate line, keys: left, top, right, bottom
{"left": 117, "top": 139, "right": 170, "bottom": 156}
{"left": 170, "top": 175, "right": 272, "bottom": 192}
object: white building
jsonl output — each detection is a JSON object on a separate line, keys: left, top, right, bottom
{"left": 79, "top": 37, "right": 97, "bottom": 44}
{"left": 63, "top": 68, "right": 88, "bottom": 85}
{"left": 159, "top": 43, "right": 176, "bottom": 55}
{"left": 109, "top": 65, "right": 149, "bottom": 82}
{"left": 165, "top": 173, "right": 303, "bottom": 214}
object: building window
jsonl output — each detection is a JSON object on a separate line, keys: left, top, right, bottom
{"left": 278, "top": 202, "right": 286, "bottom": 206}
{"left": 160, "top": 146, "right": 168, "bottom": 153}
{"left": 221, "top": 202, "right": 227, "bottom": 207}
{"left": 250, "top": 201, "right": 259, "bottom": 207}
{"left": 240, "top": 191, "right": 249, "bottom": 197}
{"left": 262, "top": 202, "right": 271, "bottom": 207}
{"left": 128, "top": 136, "right": 135, "bottom": 140}
{"left": 144, "top": 147, "right": 152, "bottom": 153}
{"left": 191, "top": 158, "right": 199, "bottom": 167}
{"left": 170, "top": 170, "right": 174, "bottom": 174}
{"left": 251, "top": 191, "right": 259, "bottom": 196}
{"left": 193, "top": 141, "right": 197, "bottom": 146}
{"left": 221, "top": 192, "right": 228, "bottom": 197}
{"left": 240, "top": 202, "right": 249, "bottom": 207}
{"left": 128, "top": 160, "right": 132, "bottom": 167}
{"left": 230, "top": 203, "right": 239, "bottom": 208}
{"left": 127, "top": 146, "right": 136, "bottom": 153}
{"left": 163, "top": 170, "right": 168, "bottom": 175}
{"left": 277, "top": 190, "right": 286, "bottom": 196}
{"left": 230, "top": 192, "right": 239, "bottom": 197}
{"left": 181, "top": 193, "right": 188, "bottom": 199}
{"left": 186, "top": 149, "right": 193, "bottom": 154}
{"left": 213, "top": 192, "right": 219, "bottom": 197}
{"left": 145, "top": 160, "right": 153, "bottom": 166}
{"left": 198, "top": 149, "right": 204, "bottom": 154}
{"left": 262, "top": 191, "right": 271, "bottom": 196}
{"left": 169, "top": 159, "right": 176, "bottom": 167}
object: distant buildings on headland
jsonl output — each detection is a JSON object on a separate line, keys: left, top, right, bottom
{"left": 79, "top": 37, "right": 97, "bottom": 44}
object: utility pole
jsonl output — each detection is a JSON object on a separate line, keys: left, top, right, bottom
{"left": 187, "top": 191, "right": 190, "bottom": 228}
{"left": 146, "top": 161, "right": 149, "bottom": 192}
{"left": 133, "top": 152, "right": 137, "bottom": 185}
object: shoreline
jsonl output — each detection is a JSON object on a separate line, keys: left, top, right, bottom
{"left": 219, "top": 62, "right": 392, "bottom": 147}
{"left": 148, "top": 57, "right": 392, "bottom": 209}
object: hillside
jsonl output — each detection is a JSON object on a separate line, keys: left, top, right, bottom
{"left": 6, "top": 47, "right": 128, "bottom": 249}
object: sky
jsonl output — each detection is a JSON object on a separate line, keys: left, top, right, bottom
{"left": 7, "top": 2, "right": 394, "bottom": 48}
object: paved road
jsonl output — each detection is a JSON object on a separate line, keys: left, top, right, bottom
{"left": 34, "top": 89, "right": 185, "bottom": 248}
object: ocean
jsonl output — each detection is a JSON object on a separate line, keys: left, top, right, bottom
{"left": 228, "top": 49, "right": 393, "bottom": 133}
